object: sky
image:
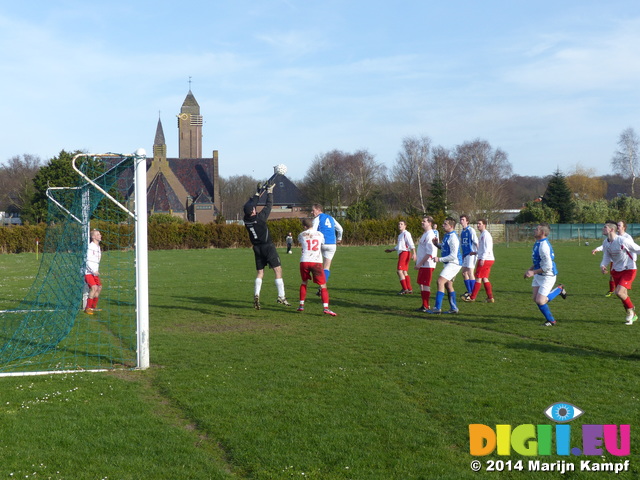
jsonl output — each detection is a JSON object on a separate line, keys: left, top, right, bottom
{"left": 1, "top": 0, "right": 639, "bottom": 181}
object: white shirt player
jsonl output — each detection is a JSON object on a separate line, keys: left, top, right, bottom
{"left": 602, "top": 235, "right": 640, "bottom": 272}
{"left": 394, "top": 230, "right": 415, "bottom": 254}
{"left": 477, "top": 230, "right": 495, "bottom": 261}
{"left": 298, "top": 229, "right": 325, "bottom": 264}
{"left": 416, "top": 229, "right": 437, "bottom": 269}
{"left": 85, "top": 241, "right": 101, "bottom": 275}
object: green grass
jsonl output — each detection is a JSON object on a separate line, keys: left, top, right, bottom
{"left": 0, "top": 243, "right": 639, "bottom": 479}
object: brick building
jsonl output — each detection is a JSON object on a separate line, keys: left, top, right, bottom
{"left": 146, "top": 89, "right": 220, "bottom": 222}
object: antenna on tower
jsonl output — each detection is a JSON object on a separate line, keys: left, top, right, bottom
{"left": 188, "top": 76, "right": 192, "bottom": 91}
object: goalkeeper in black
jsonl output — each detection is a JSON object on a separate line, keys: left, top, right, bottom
{"left": 243, "top": 182, "right": 290, "bottom": 310}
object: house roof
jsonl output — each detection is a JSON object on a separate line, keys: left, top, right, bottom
{"left": 257, "top": 174, "right": 308, "bottom": 207}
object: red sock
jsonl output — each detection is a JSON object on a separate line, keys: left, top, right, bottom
{"left": 299, "top": 284, "right": 307, "bottom": 302}
{"left": 622, "top": 297, "right": 634, "bottom": 310}
{"left": 400, "top": 279, "right": 407, "bottom": 290}
{"left": 484, "top": 281, "right": 493, "bottom": 299}
{"left": 404, "top": 275, "right": 412, "bottom": 291}
{"left": 609, "top": 280, "right": 615, "bottom": 293}
{"left": 93, "top": 297, "right": 99, "bottom": 309}
{"left": 421, "top": 290, "right": 430, "bottom": 308}
{"left": 470, "top": 282, "right": 482, "bottom": 300}
{"left": 321, "top": 287, "right": 329, "bottom": 305}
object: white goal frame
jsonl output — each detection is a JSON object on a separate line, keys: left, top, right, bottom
{"left": 70, "top": 149, "right": 149, "bottom": 370}
{"left": 0, "top": 149, "right": 149, "bottom": 377}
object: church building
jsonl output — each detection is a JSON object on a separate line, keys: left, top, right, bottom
{"left": 146, "top": 89, "right": 220, "bottom": 223}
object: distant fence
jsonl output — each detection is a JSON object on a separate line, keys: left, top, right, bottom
{"left": 502, "top": 223, "right": 640, "bottom": 244}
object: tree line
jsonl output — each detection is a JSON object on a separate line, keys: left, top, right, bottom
{"left": 1, "top": 128, "right": 639, "bottom": 225}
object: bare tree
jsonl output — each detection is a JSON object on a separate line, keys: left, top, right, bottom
{"left": 391, "top": 136, "right": 431, "bottom": 214}
{"left": 611, "top": 127, "right": 640, "bottom": 197}
{"left": 301, "top": 150, "right": 344, "bottom": 213}
{"left": 337, "top": 149, "right": 386, "bottom": 205}
{"left": 453, "top": 139, "right": 513, "bottom": 220}
{"left": 218, "top": 174, "right": 259, "bottom": 220}
{"left": 0, "top": 154, "right": 42, "bottom": 212}
{"left": 302, "top": 149, "right": 385, "bottom": 213}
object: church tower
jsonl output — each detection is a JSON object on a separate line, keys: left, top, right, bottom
{"left": 177, "top": 89, "right": 203, "bottom": 158}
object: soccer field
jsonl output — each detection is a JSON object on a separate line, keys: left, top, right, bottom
{"left": 0, "top": 244, "right": 638, "bottom": 479}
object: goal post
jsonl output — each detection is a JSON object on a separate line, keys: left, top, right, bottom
{"left": 0, "top": 149, "right": 149, "bottom": 376}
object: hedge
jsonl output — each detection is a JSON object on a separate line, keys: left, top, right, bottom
{"left": 0, "top": 216, "right": 420, "bottom": 254}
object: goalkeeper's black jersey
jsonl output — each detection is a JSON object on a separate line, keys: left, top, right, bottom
{"left": 244, "top": 194, "right": 273, "bottom": 246}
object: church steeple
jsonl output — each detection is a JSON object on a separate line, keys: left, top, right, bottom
{"left": 153, "top": 116, "right": 167, "bottom": 160}
{"left": 177, "top": 88, "right": 203, "bottom": 158}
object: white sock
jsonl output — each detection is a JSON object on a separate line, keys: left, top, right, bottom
{"left": 275, "top": 278, "right": 285, "bottom": 297}
{"left": 254, "top": 278, "right": 263, "bottom": 296}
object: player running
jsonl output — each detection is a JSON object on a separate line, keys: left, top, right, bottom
{"left": 600, "top": 220, "right": 640, "bottom": 325}
{"left": 523, "top": 223, "right": 567, "bottom": 326}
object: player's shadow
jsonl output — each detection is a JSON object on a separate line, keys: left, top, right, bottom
{"left": 469, "top": 338, "right": 640, "bottom": 362}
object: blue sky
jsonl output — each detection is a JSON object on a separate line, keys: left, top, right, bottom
{"left": 1, "top": 1, "right": 639, "bottom": 180}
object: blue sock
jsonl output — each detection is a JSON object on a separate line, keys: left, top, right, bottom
{"left": 547, "top": 286, "right": 561, "bottom": 302}
{"left": 538, "top": 304, "right": 555, "bottom": 323}
{"left": 435, "top": 291, "right": 445, "bottom": 310}
{"left": 464, "top": 279, "right": 470, "bottom": 293}
{"left": 324, "top": 269, "right": 330, "bottom": 281}
{"left": 448, "top": 291, "right": 458, "bottom": 310}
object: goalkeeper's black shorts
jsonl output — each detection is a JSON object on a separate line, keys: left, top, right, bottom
{"left": 253, "top": 243, "right": 281, "bottom": 270}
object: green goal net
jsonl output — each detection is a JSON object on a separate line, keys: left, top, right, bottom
{"left": 0, "top": 151, "right": 149, "bottom": 376}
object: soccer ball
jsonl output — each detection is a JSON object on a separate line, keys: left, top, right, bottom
{"left": 274, "top": 164, "right": 287, "bottom": 175}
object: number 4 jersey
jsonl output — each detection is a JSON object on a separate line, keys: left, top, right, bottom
{"left": 298, "top": 229, "right": 325, "bottom": 264}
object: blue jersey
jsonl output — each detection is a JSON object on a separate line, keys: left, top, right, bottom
{"left": 532, "top": 238, "right": 558, "bottom": 276}
{"left": 441, "top": 231, "right": 463, "bottom": 265}
{"left": 460, "top": 226, "right": 478, "bottom": 257}
{"left": 313, "top": 213, "right": 342, "bottom": 245}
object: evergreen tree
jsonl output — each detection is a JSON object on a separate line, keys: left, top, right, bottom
{"left": 21, "top": 150, "right": 83, "bottom": 224}
{"left": 542, "top": 169, "right": 575, "bottom": 223}
{"left": 425, "top": 177, "right": 451, "bottom": 230}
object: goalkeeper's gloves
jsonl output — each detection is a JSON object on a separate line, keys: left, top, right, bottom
{"left": 266, "top": 183, "right": 275, "bottom": 194}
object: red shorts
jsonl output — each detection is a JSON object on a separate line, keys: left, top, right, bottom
{"left": 300, "top": 262, "right": 326, "bottom": 285}
{"left": 611, "top": 269, "right": 636, "bottom": 290}
{"left": 397, "top": 251, "right": 411, "bottom": 271}
{"left": 475, "top": 260, "right": 495, "bottom": 279}
{"left": 417, "top": 268, "right": 434, "bottom": 286}
{"left": 85, "top": 274, "right": 102, "bottom": 287}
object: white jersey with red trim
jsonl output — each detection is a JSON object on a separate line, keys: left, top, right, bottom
{"left": 416, "top": 229, "right": 437, "bottom": 268}
{"left": 298, "top": 229, "right": 325, "bottom": 264}
{"left": 394, "top": 230, "right": 415, "bottom": 254}
{"left": 477, "top": 230, "right": 495, "bottom": 261}
{"left": 601, "top": 234, "right": 640, "bottom": 272}
{"left": 85, "top": 241, "right": 101, "bottom": 275}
